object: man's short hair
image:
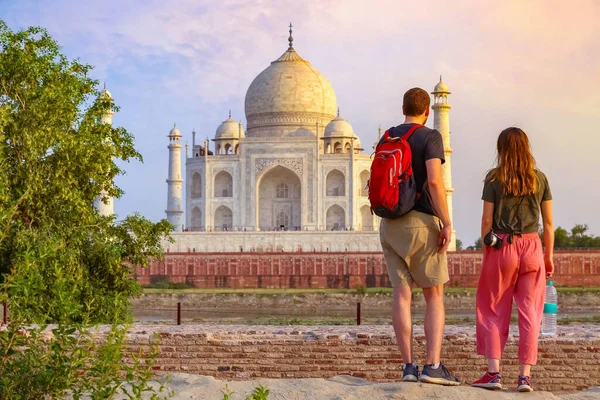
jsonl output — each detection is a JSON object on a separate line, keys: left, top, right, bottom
{"left": 403, "top": 88, "right": 430, "bottom": 116}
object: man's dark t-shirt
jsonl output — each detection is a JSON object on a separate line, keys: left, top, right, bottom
{"left": 481, "top": 169, "right": 552, "bottom": 234}
{"left": 380, "top": 123, "right": 445, "bottom": 217}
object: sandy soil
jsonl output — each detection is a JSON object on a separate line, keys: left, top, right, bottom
{"left": 162, "top": 373, "right": 600, "bottom": 400}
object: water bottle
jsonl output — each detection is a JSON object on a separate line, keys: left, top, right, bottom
{"left": 541, "top": 280, "right": 557, "bottom": 336}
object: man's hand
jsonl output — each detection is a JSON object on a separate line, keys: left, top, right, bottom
{"left": 544, "top": 255, "right": 554, "bottom": 278}
{"left": 438, "top": 225, "right": 452, "bottom": 254}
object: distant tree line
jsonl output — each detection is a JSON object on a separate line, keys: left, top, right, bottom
{"left": 462, "top": 224, "right": 600, "bottom": 251}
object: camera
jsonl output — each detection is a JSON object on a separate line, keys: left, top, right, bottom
{"left": 484, "top": 230, "right": 503, "bottom": 250}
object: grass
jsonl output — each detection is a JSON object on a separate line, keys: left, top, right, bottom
{"left": 141, "top": 287, "right": 600, "bottom": 295}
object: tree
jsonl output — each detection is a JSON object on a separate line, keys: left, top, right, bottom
{"left": 554, "top": 226, "right": 570, "bottom": 248}
{"left": 0, "top": 21, "right": 173, "bottom": 399}
{"left": 473, "top": 237, "right": 483, "bottom": 250}
{"left": 455, "top": 239, "right": 463, "bottom": 251}
{"left": 0, "top": 20, "right": 172, "bottom": 323}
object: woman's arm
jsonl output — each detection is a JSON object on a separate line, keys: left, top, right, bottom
{"left": 481, "top": 201, "right": 494, "bottom": 249}
{"left": 541, "top": 200, "right": 554, "bottom": 277}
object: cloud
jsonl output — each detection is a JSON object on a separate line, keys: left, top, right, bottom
{"left": 2, "top": 0, "right": 599, "bottom": 244}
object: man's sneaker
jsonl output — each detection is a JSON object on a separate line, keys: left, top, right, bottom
{"left": 472, "top": 372, "right": 503, "bottom": 390}
{"left": 419, "top": 363, "right": 461, "bottom": 386}
{"left": 518, "top": 376, "right": 534, "bottom": 392}
{"left": 402, "top": 363, "right": 419, "bottom": 382}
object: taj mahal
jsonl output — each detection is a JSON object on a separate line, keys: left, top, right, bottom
{"left": 97, "top": 26, "right": 456, "bottom": 252}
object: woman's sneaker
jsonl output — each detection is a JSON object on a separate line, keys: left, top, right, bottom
{"left": 518, "top": 376, "right": 534, "bottom": 392}
{"left": 402, "top": 363, "right": 419, "bottom": 382}
{"left": 419, "top": 363, "right": 461, "bottom": 386}
{"left": 472, "top": 372, "right": 503, "bottom": 390}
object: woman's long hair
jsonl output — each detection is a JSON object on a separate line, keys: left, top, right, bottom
{"left": 488, "top": 127, "right": 538, "bottom": 196}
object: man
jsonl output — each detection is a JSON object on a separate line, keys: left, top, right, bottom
{"left": 379, "top": 88, "right": 460, "bottom": 385}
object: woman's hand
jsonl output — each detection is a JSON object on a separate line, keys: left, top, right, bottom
{"left": 544, "top": 255, "right": 554, "bottom": 278}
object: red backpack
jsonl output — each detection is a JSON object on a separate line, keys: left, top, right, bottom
{"left": 368, "top": 124, "right": 421, "bottom": 218}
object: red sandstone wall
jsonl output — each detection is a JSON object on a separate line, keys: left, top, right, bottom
{"left": 135, "top": 250, "right": 600, "bottom": 288}
{"left": 128, "top": 327, "right": 600, "bottom": 393}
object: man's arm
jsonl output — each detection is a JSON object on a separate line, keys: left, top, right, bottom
{"left": 425, "top": 158, "right": 451, "bottom": 253}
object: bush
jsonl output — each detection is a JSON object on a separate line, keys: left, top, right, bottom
{"left": 0, "top": 323, "right": 172, "bottom": 399}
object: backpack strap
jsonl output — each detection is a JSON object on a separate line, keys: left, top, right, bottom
{"left": 402, "top": 124, "right": 422, "bottom": 141}
{"left": 382, "top": 124, "right": 422, "bottom": 143}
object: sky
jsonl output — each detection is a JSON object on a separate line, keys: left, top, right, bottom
{"left": 2, "top": 0, "right": 599, "bottom": 246}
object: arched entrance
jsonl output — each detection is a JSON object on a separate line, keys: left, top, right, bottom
{"left": 258, "top": 165, "right": 301, "bottom": 231}
{"left": 360, "top": 205, "right": 373, "bottom": 231}
{"left": 326, "top": 204, "right": 345, "bottom": 230}
{"left": 214, "top": 205, "right": 233, "bottom": 231}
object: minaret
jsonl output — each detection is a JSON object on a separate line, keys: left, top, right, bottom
{"left": 431, "top": 76, "right": 456, "bottom": 251}
{"left": 166, "top": 123, "right": 184, "bottom": 231}
{"left": 94, "top": 84, "right": 115, "bottom": 217}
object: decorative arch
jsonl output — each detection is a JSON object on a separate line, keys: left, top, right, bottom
{"left": 344, "top": 142, "right": 351, "bottom": 153}
{"left": 216, "top": 144, "right": 222, "bottom": 155}
{"left": 191, "top": 172, "right": 202, "bottom": 198}
{"left": 360, "top": 205, "right": 373, "bottom": 231}
{"left": 334, "top": 142, "right": 342, "bottom": 154}
{"left": 214, "top": 170, "right": 233, "bottom": 197}
{"left": 191, "top": 207, "right": 202, "bottom": 230}
{"left": 325, "top": 143, "right": 331, "bottom": 154}
{"left": 224, "top": 143, "right": 232, "bottom": 154}
{"left": 214, "top": 205, "right": 233, "bottom": 231}
{"left": 257, "top": 165, "right": 301, "bottom": 231}
{"left": 326, "top": 169, "right": 345, "bottom": 197}
{"left": 326, "top": 204, "right": 345, "bottom": 230}
{"left": 234, "top": 144, "right": 239, "bottom": 154}
{"left": 359, "top": 170, "right": 370, "bottom": 197}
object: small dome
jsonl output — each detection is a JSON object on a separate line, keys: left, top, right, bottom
{"left": 169, "top": 123, "right": 181, "bottom": 137}
{"left": 433, "top": 76, "right": 450, "bottom": 93}
{"left": 215, "top": 115, "right": 244, "bottom": 139}
{"left": 324, "top": 116, "right": 354, "bottom": 138}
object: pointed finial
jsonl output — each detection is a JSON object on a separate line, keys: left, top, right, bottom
{"left": 173, "top": 122, "right": 176, "bottom": 128}
{"left": 378, "top": 125, "right": 382, "bottom": 139}
{"left": 337, "top": 107, "right": 340, "bottom": 118}
{"left": 192, "top": 127, "right": 196, "bottom": 134}
{"left": 288, "top": 23, "right": 294, "bottom": 50}
{"left": 440, "top": 75, "right": 443, "bottom": 82}
{"left": 228, "top": 110, "right": 231, "bottom": 119}
{"left": 103, "top": 82, "right": 106, "bottom": 90}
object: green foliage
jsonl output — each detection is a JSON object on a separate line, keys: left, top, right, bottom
{"left": 0, "top": 322, "right": 172, "bottom": 399}
{"left": 455, "top": 239, "right": 463, "bottom": 251}
{"left": 0, "top": 20, "right": 172, "bottom": 324}
{"left": 245, "top": 385, "right": 270, "bottom": 400}
{"left": 221, "top": 385, "right": 235, "bottom": 400}
{"left": 0, "top": 20, "right": 173, "bottom": 400}
{"left": 551, "top": 224, "right": 600, "bottom": 249}
{"left": 220, "top": 385, "right": 270, "bottom": 400}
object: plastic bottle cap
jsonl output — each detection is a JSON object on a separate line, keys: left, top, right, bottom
{"left": 548, "top": 280, "right": 553, "bottom": 286}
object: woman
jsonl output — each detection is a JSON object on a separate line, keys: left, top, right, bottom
{"left": 472, "top": 127, "right": 554, "bottom": 392}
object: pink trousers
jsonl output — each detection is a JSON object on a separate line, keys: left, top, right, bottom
{"left": 476, "top": 233, "right": 546, "bottom": 365}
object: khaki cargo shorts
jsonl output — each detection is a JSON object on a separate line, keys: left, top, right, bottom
{"left": 379, "top": 210, "right": 449, "bottom": 288}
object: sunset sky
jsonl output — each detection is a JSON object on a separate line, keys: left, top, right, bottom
{"left": 2, "top": 0, "right": 599, "bottom": 245}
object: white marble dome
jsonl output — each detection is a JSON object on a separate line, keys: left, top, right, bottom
{"left": 324, "top": 116, "right": 354, "bottom": 137}
{"left": 433, "top": 77, "right": 450, "bottom": 93}
{"left": 169, "top": 124, "right": 181, "bottom": 137}
{"left": 244, "top": 45, "right": 337, "bottom": 137}
{"left": 215, "top": 116, "right": 244, "bottom": 139}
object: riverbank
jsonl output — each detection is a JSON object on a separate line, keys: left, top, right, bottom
{"left": 132, "top": 288, "right": 600, "bottom": 325}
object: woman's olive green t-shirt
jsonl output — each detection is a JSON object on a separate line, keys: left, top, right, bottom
{"left": 481, "top": 169, "right": 552, "bottom": 234}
